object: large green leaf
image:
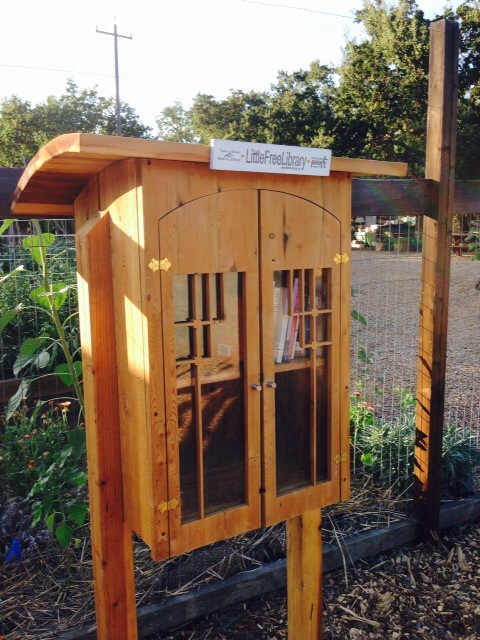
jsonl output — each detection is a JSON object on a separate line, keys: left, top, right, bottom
{"left": 0, "top": 219, "right": 15, "bottom": 235}
{"left": 45, "top": 513, "right": 56, "bottom": 532}
{"left": 19, "top": 334, "right": 49, "bottom": 355}
{"left": 55, "top": 360, "right": 82, "bottom": 387}
{"left": 13, "top": 350, "right": 50, "bottom": 377}
{"left": 0, "top": 309, "right": 18, "bottom": 332}
{"left": 68, "top": 502, "right": 88, "bottom": 527}
{"left": 30, "top": 283, "right": 70, "bottom": 310}
{"left": 23, "top": 233, "right": 56, "bottom": 265}
{"left": 55, "top": 523, "right": 73, "bottom": 549}
{"left": 67, "top": 427, "right": 86, "bottom": 459}
{"left": 57, "top": 445, "right": 73, "bottom": 467}
{"left": 6, "top": 379, "right": 31, "bottom": 420}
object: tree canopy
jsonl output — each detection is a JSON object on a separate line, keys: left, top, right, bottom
{"left": 330, "top": 0, "right": 431, "bottom": 176}
{"left": 155, "top": 0, "right": 479, "bottom": 178}
{"left": 0, "top": 80, "right": 152, "bottom": 167}
{"left": 1, "top": 1, "right": 479, "bottom": 177}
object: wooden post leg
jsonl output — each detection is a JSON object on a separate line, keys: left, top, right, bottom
{"left": 287, "top": 509, "right": 323, "bottom": 640}
{"left": 414, "top": 19, "right": 459, "bottom": 533}
{"left": 77, "top": 212, "right": 138, "bottom": 640}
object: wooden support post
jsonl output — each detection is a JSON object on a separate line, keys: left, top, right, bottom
{"left": 287, "top": 509, "right": 323, "bottom": 639}
{"left": 414, "top": 19, "right": 459, "bottom": 532}
{"left": 76, "top": 212, "right": 138, "bottom": 640}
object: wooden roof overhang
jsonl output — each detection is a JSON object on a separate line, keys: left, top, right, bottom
{"left": 10, "top": 133, "right": 408, "bottom": 218}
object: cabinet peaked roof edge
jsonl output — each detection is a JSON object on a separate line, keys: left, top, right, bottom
{"left": 10, "top": 133, "right": 408, "bottom": 218}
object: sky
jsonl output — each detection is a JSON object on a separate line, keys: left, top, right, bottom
{"left": 0, "top": 0, "right": 460, "bottom": 133}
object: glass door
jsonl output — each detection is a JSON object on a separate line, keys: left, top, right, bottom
{"left": 159, "top": 190, "right": 261, "bottom": 557}
{"left": 259, "top": 190, "right": 342, "bottom": 526}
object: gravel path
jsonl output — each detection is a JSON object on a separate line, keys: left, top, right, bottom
{"left": 350, "top": 251, "right": 480, "bottom": 432}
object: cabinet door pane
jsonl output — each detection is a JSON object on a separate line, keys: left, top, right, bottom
{"left": 275, "top": 368, "right": 311, "bottom": 493}
{"left": 174, "top": 272, "right": 247, "bottom": 522}
{"left": 316, "top": 348, "right": 329, "bottom": 483}
{"left": 201, "top": 273, "right": 246, "bottom": 515}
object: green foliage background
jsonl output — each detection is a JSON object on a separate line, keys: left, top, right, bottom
{"left": 1, "top": 2, "right": 478, "bottom": 178}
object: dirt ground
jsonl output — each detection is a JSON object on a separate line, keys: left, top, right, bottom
{"left": 153, "top": 519, "right": 480, "bottom": 640}
{"left": 1, "top": 252, "right": 479, "bottom": 639}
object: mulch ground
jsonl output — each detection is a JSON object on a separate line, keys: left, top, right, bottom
{"left": 154, "top": 519, "right": 480, "bottom": 640}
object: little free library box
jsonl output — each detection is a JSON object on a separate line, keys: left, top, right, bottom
{"left": 11, "top": 134, "right": 407, "bottom": 559}
{"left": 11, "top": 134, "right": 406, "bottom": 638}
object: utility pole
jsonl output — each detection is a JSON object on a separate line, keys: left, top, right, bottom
{"left": 96, "top": 20, "right": 132, "bottom": 136}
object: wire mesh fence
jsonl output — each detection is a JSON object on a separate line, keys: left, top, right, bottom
{"left": 349, "top": 213, "right": 480, "bottom": 511}
{"left": 0, "top": 215, "right": 479, "bottom": 637}
{"left": 0, "top": 219, "right": 81, "bottom": 524}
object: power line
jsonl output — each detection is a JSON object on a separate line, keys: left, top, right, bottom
{"left": 240, "top": 0, "right": 355, "bottom": 19}
{"left": 0, "top": 63, "right": 114, "bottom": 79}
{"left": 0, "top": 63, "right": 156, "bottom": 86}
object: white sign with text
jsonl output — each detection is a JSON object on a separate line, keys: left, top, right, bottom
{"left": 210, "top": 139, "right": 331, "bottom": 176}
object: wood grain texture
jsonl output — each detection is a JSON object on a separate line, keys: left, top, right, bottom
{"left": 158, "top": 187, "right": 262, "bottom": 557}
{"left": 414, "top": 19, "right": 459, "bottom": 532}
{"left": 98, "top": 159, "right": 159, "bottom": 552}
{"left": 10, "top": 134, "right": 407, "bottom": 217}
{"left": 260, "top": 189, "right": 343, "bottom": 526}
{"left": 287, "top": 510, "right": 323, "bottom": 640}
{"left": 76, "top": 208, "right": 138, "bottom": 640}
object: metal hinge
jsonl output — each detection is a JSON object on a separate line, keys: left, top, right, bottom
{"left": 157, "top": 498, "right": 179, "bottom": 513}
{"left": 334, "top": 253, "right": 349, "bottom": 265}
{"left": 149, "top": 257, "right": 172, "bottom": 272}
{"left": 333, "top": 453, "right": 348, "bottom": 464}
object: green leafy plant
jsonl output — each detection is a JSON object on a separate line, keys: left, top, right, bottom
{"left": 0, "top": 400, "right": 87, "bottom": 549}
{"left": 350, "top": 388, "right": 480, "bottom": 497}
{"left": 466, "top": 219, "right": 480, "bottom": 260}
{"left": 0, "top": 220, "right": 83, "bottom": 419}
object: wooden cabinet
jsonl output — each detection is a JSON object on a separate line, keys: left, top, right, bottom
{"left": 10, "top": 136, "right": 403, "bottom": 562}
{"left": 100, "top": 160, "right": 352, "bottom": 560}
{"left": 11, "top": 134, "right": 407, "bottom": 638}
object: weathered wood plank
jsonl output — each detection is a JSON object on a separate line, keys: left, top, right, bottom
{"left": 352, "top": 179, "right": 435, "bottom": 218}
{"left": 414, "top": 19, "right": 459, "bottom": 533}
{"left": 351, "top": 179, "right": 480, "bottom": 218}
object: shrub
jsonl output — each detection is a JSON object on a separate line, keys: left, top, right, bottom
{"left": 351, "top": 389, "right": 480, "bottom": 498}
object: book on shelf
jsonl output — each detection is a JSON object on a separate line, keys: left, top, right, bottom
{"left": 281, "top": 276, "right": 300, "bottom": 362}
{"left": 281, "top": 277, "right": 295, "bottom": 361}
{"left": 273, "top": 284, "right": 288, "bottom": 363}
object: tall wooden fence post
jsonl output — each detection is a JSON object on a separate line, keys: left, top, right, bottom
{"left": 414, "top": 19, "right": 459, "bottom": 533}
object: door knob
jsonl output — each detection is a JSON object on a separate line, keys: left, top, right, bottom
{"left": 266, "top": 381, "right": 277, "bottom": 389}
{"left": 251, "top": 384, "right": 262, "bottom": 391}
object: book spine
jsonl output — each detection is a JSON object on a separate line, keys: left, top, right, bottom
{"left": 283, "top": 277, "right": 300, "bottom": 361}
{"left": 273, "top": 286, "right": 288, "bottom": 363}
